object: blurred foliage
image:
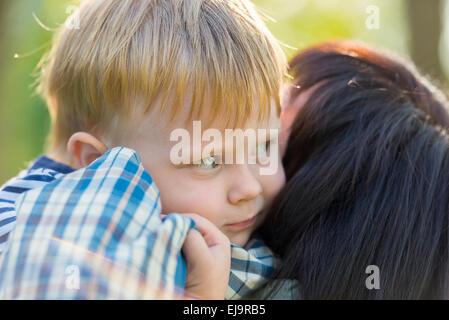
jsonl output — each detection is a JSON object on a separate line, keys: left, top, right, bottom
{"left": 255, "top": 0, "right": 409, "bottom": 58}
{"left": 0, "top": 0, "right": 76, "bottom": 183}
{"left": 0, "top": 0, "right": 419, "bottom": 184}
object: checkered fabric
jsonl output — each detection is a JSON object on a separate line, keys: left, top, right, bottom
{"left": 0, "top": 147, "right": 276, "bottom": 299}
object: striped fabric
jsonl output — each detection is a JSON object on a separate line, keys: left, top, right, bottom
{"left": 0, "top": 156, "right": 74, "bottom": 254}
{"left": 227, "top": 239, "right": 278, "bottom": 299}
{"left": 0, "top": 147, "right": 276, "bottom": 299}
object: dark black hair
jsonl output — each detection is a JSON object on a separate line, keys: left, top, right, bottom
{"left": 260, "top": 41, "right": 449, "bottom": 299}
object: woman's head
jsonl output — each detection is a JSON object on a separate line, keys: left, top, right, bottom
{"left": 261, "top": 41, "right": 449, "bottom": 299}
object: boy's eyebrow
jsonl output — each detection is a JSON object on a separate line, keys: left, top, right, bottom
{"left": 188, "top": 124, "right": 281, "bottom": 163}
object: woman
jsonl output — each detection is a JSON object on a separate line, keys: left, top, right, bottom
{"left": 260, "top": 41, "right": 449, "bottom": 299}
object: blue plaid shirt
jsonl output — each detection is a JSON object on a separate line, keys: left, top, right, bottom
{"left": 0, "top": 147, "right": 276, "bottom": 299}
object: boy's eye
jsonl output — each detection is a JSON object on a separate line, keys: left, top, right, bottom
{"left": 196, "top": 156, "right": 221, "bottom": 170}
{"left": 257, "top": 140, "right": 271, "bottom": 156}
{"left": 256, "top": 140, "right": 273, "bottom": 166}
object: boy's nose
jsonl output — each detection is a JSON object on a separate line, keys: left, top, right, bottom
{"left": 227, "top": 165, "right": 263, "bottom": 205}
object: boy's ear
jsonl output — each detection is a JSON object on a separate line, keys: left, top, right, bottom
{"left": 67, "top": 132, "right": 109, "bottom": 169}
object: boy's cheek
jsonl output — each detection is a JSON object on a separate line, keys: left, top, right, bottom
{"left": 160, "top": 189, "right": 222, "bottom": 224}
{"left": 264, "top": 161, "right": 285, "bottom": 197}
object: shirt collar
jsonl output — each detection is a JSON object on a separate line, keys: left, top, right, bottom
{"left": 29, "top": 156, "right": 75, "bottom": 174}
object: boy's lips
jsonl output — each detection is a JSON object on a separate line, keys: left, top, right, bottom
{"left": 225, "top": 215, "right": 258, "bottom": 232}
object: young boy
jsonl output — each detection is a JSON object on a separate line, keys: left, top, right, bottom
{"left": 0, "top": 0, "right": 287, "bottom": 299}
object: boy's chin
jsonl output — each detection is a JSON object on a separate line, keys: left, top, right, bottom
{"left": 227, "top": 231, "right": 252, "bottom": 248}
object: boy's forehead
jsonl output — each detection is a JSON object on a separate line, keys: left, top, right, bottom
{"left": 131, "top": 98, "right": 281, "bottom": 165}
{"left": 169, "top": 105, "right": 281, "bottom": 154}
{"left": 166, "top": 113, "right": 281, "bottom": 164}
{"left": 140, "top": 94, "right": 280, "bottom": 137}
{"left": 182, "top": 109, "right": 280, "bottom": 137}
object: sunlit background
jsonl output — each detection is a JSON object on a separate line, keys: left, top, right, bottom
{"left": 0, "top": 0, "right": 448, "bottom": 184}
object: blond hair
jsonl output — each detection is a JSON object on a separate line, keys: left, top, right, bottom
{"left": 37, "top": 0, "right": 287, "bottom": 156}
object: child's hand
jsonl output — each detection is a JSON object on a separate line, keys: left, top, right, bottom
{"left": 180, "top": 213, "right": 231, "bottom": 300}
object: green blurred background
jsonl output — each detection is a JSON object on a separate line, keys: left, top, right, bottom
{"left": 0, "top": 0, "right": 448, "bottom": 184}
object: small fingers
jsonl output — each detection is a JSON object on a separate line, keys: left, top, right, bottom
{"left": 181, "top": 213, "right": 229, "bottom": 248}
{"left": 182, "top": 228, "right": 210, "bottom": 261}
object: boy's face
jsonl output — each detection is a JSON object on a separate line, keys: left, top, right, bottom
{"left": 126, "top": 102, "right": 285, "bottom": 247}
